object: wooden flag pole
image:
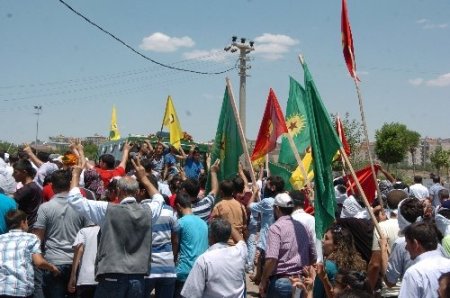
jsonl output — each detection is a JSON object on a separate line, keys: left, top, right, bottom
{"left": 265, "top": 154, "right": 270, "bottom": 177}
{"left": 353, "top": 71, "right": 384, "bottom": 207}
{"left": 340, "top": 147, "right": 383, "bottom": 238}
{"left": 285, "top": 132, "right": 311, "bottom": 187}
{"left": 225, "top": 78, "right": 257, "bottom": 186}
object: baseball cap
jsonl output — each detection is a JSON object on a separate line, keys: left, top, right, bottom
{"left": 274, "top": 193, "right": 293, "bottom": 208}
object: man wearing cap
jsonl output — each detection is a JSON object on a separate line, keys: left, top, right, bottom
{"left": 259, "top": 193, "right": 317, "bottom": 298}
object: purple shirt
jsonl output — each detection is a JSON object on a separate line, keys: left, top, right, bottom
{"left": 266, "top": 215, "right": 317, "bottom": 275}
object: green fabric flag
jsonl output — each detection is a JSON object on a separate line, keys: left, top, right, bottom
{"left": 209, "top": 87, "right": 244, "bottom": 181}
{"left": 302, "top": 61, "right": 342, "bottom": 238}
{"left": 278, "top": 77, "right": 310, "bottom": 166}
{"left": 268, "top": 162, "right": 293, "bottom": 191}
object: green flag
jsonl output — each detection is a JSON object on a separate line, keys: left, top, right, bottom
{"left": 302, "top": 61, "right": 342, "bottom": 238}
{"left": 278, "top": 77, "right": 310, "bottom": 166}
{"left": 209, "top": 87, "right": 244, "bottom": 181}
{"left": 268, "top": 162, "right": 293, "bottom": 191}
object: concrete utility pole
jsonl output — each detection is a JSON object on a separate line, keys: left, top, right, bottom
{"left": 33, "top": 105, "right": 42, "bottom": 154}
{"left": 224, "top": 36, "right": 254, "bottom": 135}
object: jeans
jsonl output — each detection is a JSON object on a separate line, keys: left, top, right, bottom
{"left": 33, "top": 266, "right": 44, "bottom": 298}
{"left": 77, "top": 285, "right": 97, "bottom": 298}
{"left": 43, "top": 264, "right": 75, "bottom": 298}
{"left": 173, "top": 280, "right": 185, "bottom": 298}
{"left": 144, "top": 277, "right": 176, "bottom": 298}
{"left": 94, "top": 274, "right": 145, "bottom": 298}
{"left": 245, "top": 230, "right": 257, "bottom": 271}
{"left": 267, "top": 277, "right": 294, "bottom": 298}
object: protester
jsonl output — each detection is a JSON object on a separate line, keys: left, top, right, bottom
{"left": 430, "top": 175, "right": 445, "bottom": 208}
{"left": 399, "top": 222, "right": 450, "bottom": 297}
{"left": 181, "top": 218, "right": 247, "bottom": 298}
{"left": 438, "top": 272, "right": 450, "bottom": 298}
{"left": 92, "top": 141, "right": 132, "bottom": 187}
{"left": 332, "top": 270, "right": 373, "bottom": 298}
{"left": 409, "top": 175, "right": 430, "bottom": 201}
{"left": 173, "top": 191, "right": 208, "bottom": 298}
{"left": 0, "top": 191, "right": 17, "bottom": 234}
{"left": 259, "top": 192, "right": 317, "bottom": 297}
{"left": 149, "top": 142, "right": 166, "bottom": 180}
{"left": 0, "top": 210, "right": 59, "bottom": 297}
{"left": 183, "top": 145, "right": 204, "bottom": 180}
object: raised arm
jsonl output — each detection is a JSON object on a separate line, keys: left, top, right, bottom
{"left": 23, "top": 144, "right": 44, "bottom": 168}
{"left": 131, "top": 157, "right": 159, "bottom": 197}
{"left": 238, "top": 162, "right": 251, "bottom": 192}
{"left": 118, "top": 140, "right": 132, "bottom": 170}
{"left": 209, "top": 159, "right": 220, "bottom": 197}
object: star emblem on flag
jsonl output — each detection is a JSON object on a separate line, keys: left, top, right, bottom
{"left": 285, "top": 114, "right": 305, "bottom": 137}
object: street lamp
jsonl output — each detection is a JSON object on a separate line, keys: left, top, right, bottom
{"left": 33, "top": 106, "right": 42, "bottom": 153}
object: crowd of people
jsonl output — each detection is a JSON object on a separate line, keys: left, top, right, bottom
{"left": 1, "top": 139, "right": 450, "bottom": 298}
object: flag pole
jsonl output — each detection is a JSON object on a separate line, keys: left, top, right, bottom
{"left": 353, "top": 78, "right": 384, "bottom": 207}
{"left": 226, "top": 78, "right": 257, "bottom": 186}
{"left": 159, "top": 96, "right": 169, "bottom": 141}
{"left": 265, "top": 154, "right": 270, "bottom": 177}
{"left": 336, "top": 114, "right": 355, "bottom": 194}
{"left": 340, "top": 147, "right": 383, "bottom": 239}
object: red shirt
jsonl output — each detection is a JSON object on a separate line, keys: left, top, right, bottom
{"left": 94, "top": 166, "right": 125, "bottom": 187}
{"left": 43, "top": 183, "right": 90, "bottom": 201}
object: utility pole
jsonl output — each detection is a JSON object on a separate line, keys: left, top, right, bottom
{"left": 224, "top": 36, "right": 254, "bottom": 135}
{"left": 33, "top": 105, "right": 42, "bottom": 154}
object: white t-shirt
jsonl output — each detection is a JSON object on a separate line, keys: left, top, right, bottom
{"left": 409, "top": 184, "right": 429, "bottom": 200}
{"left": 372, "top": 218, "right": 400, "bottom": 251}
{"left": 73, "top": 226, "right": 100, "bottom": 286}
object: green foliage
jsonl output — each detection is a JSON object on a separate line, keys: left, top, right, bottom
{"left": 81, "top": 141, "right": 99, "bottom": 161}
{"left": 0, "top": 141, "right": 19, "bottom": 156}
{"left": 375, "top": 123, "right": 410, "bottom": 167}
{"left": 430, "top": 146, "right": 450, "bottom": 175}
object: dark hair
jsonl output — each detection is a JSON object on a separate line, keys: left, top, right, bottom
{"left": 209, "top": 218, "right": 231, "bottom": 243}
{"left": 198, "top": 173, "right": 207, "bottom": 189}
{"left": 232, "top": 177, "right": 245, "bottom": 193}
{"left": 267, "top": 176, "right": 285, "bottom": 194}
{"left": 181, "top": 178, "right": 200, "bottom": 198}
{"left": 13, "top": 159, "right": 36, "bottom": 178}
{"left": 386, "top": 190, "right": 407, "bottom": 209}
{"left": 99, "top": 154, "right": 115, "bottom": 169}
{"left": 439, "top": 189, "right": 450, "bottom": 199}
{"left": 335, "top": 270, "right": 372, "bottom": 296}
{"left": 108, "top": 178, "right": 118, "bottom": 191}
{"left": 334, "top": 289, "right": 373, "bottom": 298}
{"left": 433, "top": 176, "right": 441, "bottom": 184}
{"left": 414, "top": 175, "right": 423, "bottom": 184}
{"left": 147, "top": 174, "right": 158, "bottom": 189}
{"left": 220, "top": 180, "right": 234, "bottom": 197}
{"left": 404, "top": 222, "right": 438, "bottom": 251}
{"left": 438, "top": 208, "right": 450, "bottom": 219}
{"left": 175, "top": 191, "right": 192, "bottom": 209}
{"left": 336, "top": 184, "right": 347, "bottom": 195}
{"left": 51, "top": 170, "right": 72, "bottom": 193}
{"left": 277, "top": 206, "right": 294, "bottom": 216}
{"left": 290, "top": 190, "right": 306, "bottom": 208}
{"left": 169, "top": 176, "right": 182, "bottom": 194}
{"left": 439, "top": 272, "right": 450, "bottom": 298}
{"left": 400, "top": 198, "right": 424, "bottom": 223}
{"left": 36, "top": 151, "right": 50, "bottom": 163}
{"left": 6, "top": 210, "right": 27, "bottom": 230}
{"left": 140, "top": 159, "right": 153, "bottom": 172}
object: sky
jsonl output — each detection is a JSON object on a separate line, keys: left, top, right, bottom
{"left": 1, "top": 0, "right": 449, "bottom": 145}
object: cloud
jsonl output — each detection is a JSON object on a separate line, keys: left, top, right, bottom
{"left": 183, "top": 49, "right": 231, "bottom": 62}
{"left": 408, "top": 78, "right": 424, "bottom": 86}
{"left": 416, "top": 19, "right": 448, "bottom": 30}
{"left": 253, "top": 33, "right": 299, "bottom": 60}
{"left": 426, "top": 73, "right": 450, "bottom": 87}
{"left": 140, "top": 32, "right": 194, "bottom": 52}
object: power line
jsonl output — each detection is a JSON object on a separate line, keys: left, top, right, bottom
{"left": 58, "top": 0, "right": 236, "bottom": 75}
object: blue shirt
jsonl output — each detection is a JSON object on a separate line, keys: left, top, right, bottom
{"left": 164, "top": 153, "right": 179, "bottom": 177}
{"left": 183, "top": 156, "right": 203, "bottom": 180}
{"left": 0, "top": 194, "right": 17, "bottom": 234}
{"left": 176, "top": 214, "right": 208, "bottom": 281}
{"left": 250, "top": 197, "right": 275, "bottom": 251}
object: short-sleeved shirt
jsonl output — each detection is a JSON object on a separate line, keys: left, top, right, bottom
{"left": 0, "top": 230, "right": 41, "bottom": 297}
{"left": 150, "top": 156, "right": 165, "bottom": 174}
{"left": 148, "top": 204, "right": 179, "bottom": 278}
{"left": 250, "top": 197, "right": 275, "bottom": 251}
{"left": 265, "top": 215, "right": 317, "bottom": 275}
{"left": 0, "top": 194, "right": 17, "bottom": 234}
{"left": 429, "top": 183, "right": 445, "bottom": 207}
{"left": 34, "top": 193, "right": 89, "bottom": 265}
{"left": 164, "top": 153, "right": 179, "bottom": 177}
{"left": 72, "top": 226, "right": 100, "bottom": 286}
{"left": 14, "top": 181, "right": 42, "bottom": 229}
{"left": 192, "top": 194, "right": 216, "bottom": 222}
{"left": 183, "top": 157, "right": 203, "bottom": 180}
{"left": 409, "top": 183, "right": 429, "bottom": 200}
{"left": 372, "top": 218, "right": 399, "bottom": 251}
{"left": 94, "top": 166, "right": 125, "bottom": 187}
{"left": 176, "top": 214, "right": 208, "bottom": 281}
{"left": 210, "top": 198, "right": 247, "bottom": 245}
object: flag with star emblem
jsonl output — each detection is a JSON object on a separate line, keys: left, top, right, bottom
{"left": 278, "top": 77, "right": 310, "bottom": 166}
{"left": 251, "top": 88, "right": 288, "bottom": 162}
{"left": 109, "top": 105, "right": 121, "bottom": 141}
{"left": 209, "top": 87, "right": 243, "bottom": 181}
{"left": 162, "top": 96, "right": 183, "bottom": 149}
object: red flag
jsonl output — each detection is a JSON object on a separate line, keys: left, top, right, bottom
{"left": 251, "top": 89, "right": 288, "bottom": 161}
{"left": 345, "top": 164, "right": 380, "bottom": 204}
{"left": 341, "top": 0, "right": 359, "bottom": 80}
{"left": 336, "top": 116, "right": 351, "bottom": 156}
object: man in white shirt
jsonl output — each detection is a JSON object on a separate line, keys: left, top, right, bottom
{"left": 399, "top": 222, "right": 450, "bottom": 298}
{"left": 409, "top": 175, "right": 430, "bottom": 201}
{"left": 181, "top": 218, "right": 247, "bottom": 298}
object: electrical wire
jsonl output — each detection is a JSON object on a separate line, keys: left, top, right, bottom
{"left": 58, "top": 0, "right": 236, "bottom": 75}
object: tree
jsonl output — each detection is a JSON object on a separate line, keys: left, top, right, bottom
{"left": 81, "top": 141, "right": 99, "bottom": 161}
{"left": 430, "top": 146, "right": 449, "bottom": 176}
{"left": 405, "top": 130, "right": 421, "bottom": 174}
{"left": 375, "top": 123, "right": 410, "bottom": 170}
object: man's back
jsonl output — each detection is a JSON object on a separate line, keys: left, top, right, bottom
{"left": 210, "top": 198, "right": 246, "bottom": 245}
{"left": 35, "top": 193, "right": 88, "bottom": 264}
{"left": 0, "top": 194, "right": 16, "bottom": 234}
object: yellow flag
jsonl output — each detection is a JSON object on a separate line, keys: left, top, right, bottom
{"left": 109, "top": 105, "right": 121, "bottom": 140}
{"left": 290, "top": 150, "right": 314, "bottom": 189}
{"left": 162, "top": 96, "right": 183, "bottom": 149}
